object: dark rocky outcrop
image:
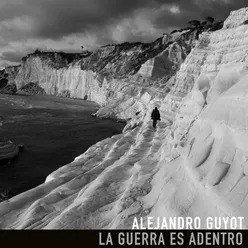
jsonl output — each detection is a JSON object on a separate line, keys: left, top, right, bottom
{"left": 0, "top": 69, "right": 9, "bottom": 89}
{"left": 0, "top": 84, "right": 17, "bottom": 94}
{"left": 17, "top": 82, "right": 46, "bottom": 96}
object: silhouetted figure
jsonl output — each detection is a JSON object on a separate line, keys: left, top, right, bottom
{"left": 151, "top": 107, "right": 161, "bottom": 128}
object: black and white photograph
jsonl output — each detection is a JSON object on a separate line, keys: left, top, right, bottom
{"left": 0, "top": 0, "right": 248, "bottom": 246}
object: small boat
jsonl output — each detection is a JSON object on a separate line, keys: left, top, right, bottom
{"left": 0, "top": 141, "right": 20, "bottom": 161}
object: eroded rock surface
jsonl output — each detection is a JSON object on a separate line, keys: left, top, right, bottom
{"left": 1, "top": 8, "right": 248, "bottom": 229}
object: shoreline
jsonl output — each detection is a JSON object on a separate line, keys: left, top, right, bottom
{"left": 0, "top": 92, "right": 128, "bottom": 124}
{"left": 0, "top": 94, "right": 126, "bottom": 201}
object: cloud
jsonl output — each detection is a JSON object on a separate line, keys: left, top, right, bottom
{"left": 109, "top": 9, "right": 164, "bottom": 43}
{"left": 169, "top": 5, "right": 181, "bottom": 14}
{"left": 0, "top": 0, "right": 248, "bottom": 67}
{"left": 0, "top": 0, "right": 153, "bottom": 40}
{"left": 0, "top": 50, "right": 28, "bottom": 63}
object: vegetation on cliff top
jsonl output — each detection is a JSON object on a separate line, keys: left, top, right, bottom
{"left": 22, "top": 49, "right": 92, "bottom": 69}
{"left": 171, "top": 16, "right": 223, "bottom": 34}
{"left": 80, "top": 17, "right": 223, "bottom": 79}
{"left": 18, "top": 16, "right": 223, "bottom": 79}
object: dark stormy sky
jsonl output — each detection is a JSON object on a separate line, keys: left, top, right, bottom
{"left": 0, "top": 0, "right": 247, "bottom": 67}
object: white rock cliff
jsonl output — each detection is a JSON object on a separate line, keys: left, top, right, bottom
{"left": 1, "top": 7, "right": 248, "bottom": 229}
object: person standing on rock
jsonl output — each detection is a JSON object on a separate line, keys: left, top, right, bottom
{"left": 151, "top": 107, "right": 161, "bottom": 128}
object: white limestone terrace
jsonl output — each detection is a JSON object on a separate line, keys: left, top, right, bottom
{"left": 223, "top": 7, "right": 248, "bottom": 29}
{"left": 1, "top": 7, "right": 248, "bottom": 229}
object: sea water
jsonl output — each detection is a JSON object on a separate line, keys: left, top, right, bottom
{"left": 0, "top": 94, "right": 125, "bottom": 200}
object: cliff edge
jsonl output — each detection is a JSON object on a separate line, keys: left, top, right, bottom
{"left": 1, "top": 8, "right": 248, "bottom": 229}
